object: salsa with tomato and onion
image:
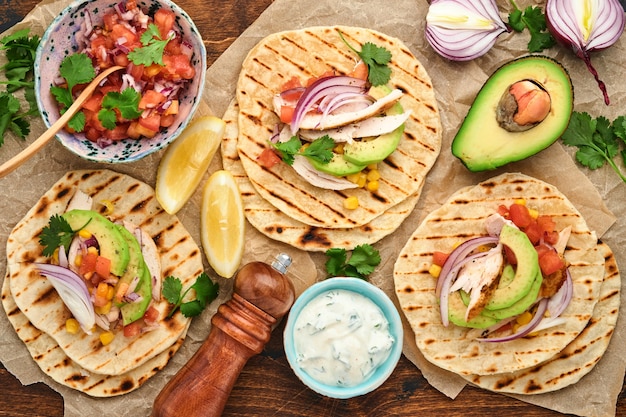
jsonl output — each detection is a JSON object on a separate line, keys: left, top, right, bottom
{"left": 53, "top": 0, "right": 196, "bottom": 146}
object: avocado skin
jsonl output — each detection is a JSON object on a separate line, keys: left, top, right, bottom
{"left": 451, "top": 55, "right": 574, "bottom": 172}
{"left": 486, "top": 225, "right": 539, "bottom": 310}
{"left": 62, "top": 209, "right": 130, "bottom": 277}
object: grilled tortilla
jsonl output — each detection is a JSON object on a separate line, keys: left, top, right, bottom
{"left": 461, "top": 242, "right": 619, "bottom": 394}
{"left": 5, "top": 170, "right": 203, "bottom": 377}
{"left": 222, "top": 100, "right": 420, "bottom": 251}
{"left": 393, "top": 173, "right": 605, "bottom": 377}
{"left": 236, "top": 25, "right": 441, "bottom": 229}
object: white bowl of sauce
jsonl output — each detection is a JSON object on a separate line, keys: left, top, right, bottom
{"left": 283, "top": 277, "right": 403, "bottom": 399}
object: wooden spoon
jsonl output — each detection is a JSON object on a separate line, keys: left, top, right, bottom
{"left": 0, "top": 65, "right": 124, "bottom": 179}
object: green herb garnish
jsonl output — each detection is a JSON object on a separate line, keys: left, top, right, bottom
{"left": 508, "top": 0, "right": 555, "bottom": 53}
{"left": 325, "top": 244, "right": 381, "bottom": 280}
{"left": 337, "top": 30, "right": 392, "bottom": 86}
{"left": 272, "top": 135, "right": 335, "bottom": 165}
{"left": 98, "top": 88, "right": 143, "bottom": 130}
{"left": 561, "top": 111, "right": 626, "bottom": 183}
{"left": 39, "top": 214, "right": 76, "bottom": 257}
{"left": 127, "top": 23, "right": 174, "bottom": 66}
{"left": 163, "top": 273, "right": 219, "bottom": 318}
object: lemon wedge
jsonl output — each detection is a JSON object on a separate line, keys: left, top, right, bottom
{"left": 156, "top": 116, "right": 226, "bottom": 214}
{"left": 201, "top": 169, "right": 245, "bottom": 278}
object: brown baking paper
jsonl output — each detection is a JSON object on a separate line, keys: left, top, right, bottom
{"left": 1, "top": 0, "right": 625, "bottom": 416}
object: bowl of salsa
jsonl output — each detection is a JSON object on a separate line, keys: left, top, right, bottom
{"left": 34, "top": 0, "right": 206, "bottom": 163}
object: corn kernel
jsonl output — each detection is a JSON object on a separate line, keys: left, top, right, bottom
{"left": 366, "top": 180, "right": 379, "bottom": 192}
{"left": 367, "top": 163, "right": 378, "bottom": 171}
{"left": 356, "top": 173, "right": 367, "bottom": 188}
{"left": 96, "top": 282, "right": 109, "bottom": 298}
{"left": 100, "top": 199, "right": 114, "bottom": 215}
{"left": 528, "top": 208, "right": 539, "bottom": 219}
{"left": 514, "top": 198, "right": 526, "bottom": 206}
{"left": 95, "top": 301, "right": 112, "bottom": 315}
{"left": 74, "top": 253, "right": 83, "bottom": 267}
{"left": 87, "top": 246, "right": 98, "bottom": 255}
{"left": 333, "top": 143, "right": 345, "bottom": 153}
{"left": 144, "top": 64, "right": 161, "bottom": 77}
{"left": 99, "top": 331, "right": 115, "bottom": 346}
{"left": 78, "top": 229, "right": 92, "bottom": 239}
{"left": 106, "top": 285, "right": 115, "bottom": 300}
{"left": 516, "top": 311, "right": 533, "bottom": 326}
{"left": 65, "top": 318, "right": 80, "bottom": 334}
{"left": 429, "top": 264, "right": 442, "bottom": 278}
{"left": 366, "top": 169, "right": 380, "bottom": 181}
{"left": 344, "top": 196, "right": 359, "bottom": 210}
{"left": 346, "top": 173, "right": 361, "bottom": 184}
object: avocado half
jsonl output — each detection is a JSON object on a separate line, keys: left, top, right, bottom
{"left": 451, "top": 55, "right": 573, "bottom": 172}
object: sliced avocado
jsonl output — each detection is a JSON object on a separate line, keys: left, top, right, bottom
{"left": 120, "top": 262, "right": 152, "bottom": 326}
{"left": 114, "top": 224, "right": 146, "bottom": 297}
{"left": 62, "top": 209, "right": 130, "bottom": 276}
{"left": 342, "top": 102, "right": 405, "bottom": 166}
{"left": 448, "top": 291, "right": 499, "bottom": 329}
{"left": 482, "top": 270, "right": 543, "bottom": 319}
{"left": 498, "top": 263, "right": 516, "bottom": 288}
{"left": 485, "top": 225, "right": 539, "bottom": 310}
{"left": 308, "top": 153, "right": 366, "bottom": 176}
{"left": 451, "top": 56, "right": 573, "bottom": 172}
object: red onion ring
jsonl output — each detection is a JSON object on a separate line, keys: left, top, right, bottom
{"left": 476, "top": 298, "right": 548, "bottom": 342}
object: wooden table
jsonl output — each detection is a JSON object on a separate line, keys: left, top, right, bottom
{"left": 1, "top": 1, "right": 625, "bottom": 416}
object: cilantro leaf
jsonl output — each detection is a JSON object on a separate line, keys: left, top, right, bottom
{"left": 507, "top": 1, "right": 555, "bottom": 53}
{"left": 127, "top": 23, "right": 173, "bottom": 66}
{"left": 101, "top": 88, "right": 143, "bottom": 120}
{"left": 39, "top": 214, "right": 76, "bottom": 257}
{"left": 324, "top": 244, "right": 381, "bottom": 280}
{"left": 337, "top": 30, "right": 392, "bottom": 86}
{"left": 50, "top": 86, "right": 74, "bottom": 109}
{"left": 67, "top": 111, "right": 86, "bottom": 133}
{"left": 59, "top": 53, "right": 95, "bottom": 93}
{"left": 561, "top": 111, "right": 626, "bottom": 183}
{"left": 0, "top": 94, "right": 31, "bottom": 145}
{"left": 164, "top": 273, "right": 219, "bottom": 318}
{"left": 613, "top": 116, "right": 626, "bottom": 142}
{"left": 272, "top": 135, "right": 335, "bottom": 166}
{"left": 98, "top": 109, "right": 118, "bottom": 130}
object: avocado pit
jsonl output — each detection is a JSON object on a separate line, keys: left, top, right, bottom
{"left": 496, "top": 80, "right": 551, "bottom": 132}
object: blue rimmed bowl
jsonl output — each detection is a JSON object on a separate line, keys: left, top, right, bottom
{"left": 34, "top": 0, "right": 206, "bottom": 163}
{"left": 283, "top": 277, "right": 403, "bottom": 399}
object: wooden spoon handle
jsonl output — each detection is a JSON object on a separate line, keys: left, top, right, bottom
{"left": 0, "top": 65, "right": 124, "bottom": 178}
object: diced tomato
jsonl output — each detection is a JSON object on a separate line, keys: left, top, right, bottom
{"left": 160, "top": 114, "right": 176, "bottom": 127}
{"left": 103, "top": 13, "right": 119, "bottom": 31}
{"left": 509, "top": 203, "right": 533, "bottom": 228}
{"left": 128, "top": 63, "right": 145, "bottom": 81}
{"left": 143, "top": 305, "right": 159, "bottom": 324}
{"left": 113, "top": 53, "right": 130, "bottom": 67}
{"left": 111, "top": 23, "right": 140, "bottom": 48}
{"left": 162, "top": 54, "right": 195, "bottom": 80}
{"left": 139, "top": 89, "right": 166, "bottom": 110}
{"left": 95, "top": 256, "right": 111, "bottom": 278}
{"left": 497, "top": 204, "right": 509, "bottom": 217}
{"left": 523, "top": 220, "right": 542, "bottom": 245}
{"left": 281, "top": 76, "right": 303, "bottom": 92}
{"left": 82, "top": 92, "right": 104, "bottom": 113}
{"left": 306, "top": 70, "right": 335, "bottom": 87}
{"left": 432, "top": 251, "right": 449, "bottom": 267}
{"left": 280, "top": 105, "right": 296, "bottom": 124}
{"left": 79, "top": 251, "right": 98, "bottom": 276}
{"left": 123, "top": 321, "right": 142, "bottom": 337}
{"left": 85, "top": 126, "right": 102, "bottom": 142}
{"left": 154, "top": 9, "right": 175, "bottom": 39}
{"left": 537, "top": 247, "right": 565, "bottom": 276}
{"left": 257, "top": 148, "right": 282, "bottom": 168}
{"left": 138, "top": 113, "right": 161, "bottom": 133}
{"left": 103, "top": 123, "right": 130, "bottom": 140}
{"left": 348, "top": 60, "right": 368, "bottom": 80}
{"left": 503, "top": 245, "right": 517, "bottom": 265}
{"left": 163, "top": 99, "right": 179, "bottom": 116}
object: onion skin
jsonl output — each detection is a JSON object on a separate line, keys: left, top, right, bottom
{"left": 546, "top": 0, "right": 626, "bottom": 105}
{"left": 425, "top": 0, "right": 510, "bottom": 61}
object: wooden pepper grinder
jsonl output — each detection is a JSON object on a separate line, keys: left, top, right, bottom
{"left": 152, "top": 253, "right": 295, "bottom": 417}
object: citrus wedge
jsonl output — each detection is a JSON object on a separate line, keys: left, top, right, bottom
{"left": 156, "top": 115, "right": 226, "bottom": 214}
{"left": 201, "top": 169, "right": 245, "bottom": 278}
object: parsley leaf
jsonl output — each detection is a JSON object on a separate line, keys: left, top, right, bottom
{"left": 127, "top": 23, "right": 174, "bottom": 66}
{"left": 507, "top": 1, "right": 555, "bottom": 53}
{"left": 325, "top": 244, "right": 381, "bottom": 280}
{"left": 98, "top": 88, "right": 143, "bottom": 129}
{"left": 272, "top": 135, "right": 335, "bottom": 166}
{"left": 39, "top": 214, "right": 76, "bottom": 257}
{"left": 561, "top": 111, "right": 626, "bottom": 183}
{"left": 163, "top": 273, "right": 219, "bottom": 318}
{"left": 337, "top": 30, "right": 392, "bottom": 86}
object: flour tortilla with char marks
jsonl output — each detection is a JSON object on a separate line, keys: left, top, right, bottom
{"left": 5, "top": 170, "right": 203, "bottom": 376}
{"left": 462, "top": 241, "right": 619, "bottom": 394}
{"left": 1, "top": 272, "right": 185, "bottom": 397}
{"left": 393, "top": 173, "right": 605, "bottom": 376}
{"left": 236, "top": 26, "right": 441, "bottom": 229}
{"left": 222, "top": 100, "right": 420, "bottom": 251}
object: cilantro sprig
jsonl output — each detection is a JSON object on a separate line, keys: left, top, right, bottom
{"left": 163, "top": 273, "right": 219, "bottom": 318}
{"left": 508, "top": 0, "right": 555, "bottom": 53}
{"left": 0, "top": 29, "right": 40, "bottom": 146}
{"left": 272, "top": 135, "right": 335, "bottom": 165}
{"left": 325, "top": 244, "right": 381, "bottom": 280}
{"left": 127, "top": 24, "right": 175, "bottom": 66}
{"left": 337, "top": 30, "right": 392, "bottom": 86}
{"left": 39, "top": 214, "right": 77, "bottom": 257}
{"left": 561, "top": 111, "right": 626, "bottom": 183}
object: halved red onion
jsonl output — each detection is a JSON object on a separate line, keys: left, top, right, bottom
{"left": 35, "top": 263, "right": 96, "bottom": 333}
{"left": 546, "top": 0, "right": 625, "bottom": 105}
{"left": 290, "top": 76, "right": 368, "bottom": 134}
{"left": 425, "top": 0, "right": 510, "bottom": 61}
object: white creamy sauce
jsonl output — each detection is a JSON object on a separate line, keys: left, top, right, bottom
{"left": 293, "top": 289, "right": 395, "bottom": 387}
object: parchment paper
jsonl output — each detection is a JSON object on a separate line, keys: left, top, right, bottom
{"left": 1, "top": 0, "right": 625, "bottom": 416}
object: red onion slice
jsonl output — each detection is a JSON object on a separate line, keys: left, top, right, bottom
{"left": 477, "top": 298, "right": 548, "bottom": 342}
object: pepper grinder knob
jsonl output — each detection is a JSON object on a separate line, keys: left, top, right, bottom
{"left": 151, "top": 253, "right": 295, "bottom": 417}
